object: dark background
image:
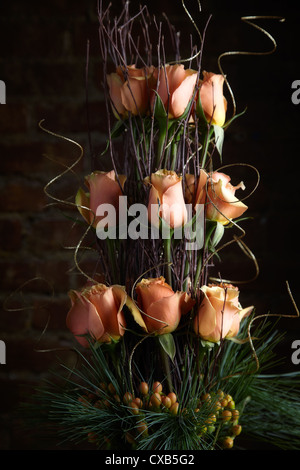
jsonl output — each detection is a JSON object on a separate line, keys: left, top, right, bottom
{"left": 0, "top": 0, "right": 300, "bottom": 450}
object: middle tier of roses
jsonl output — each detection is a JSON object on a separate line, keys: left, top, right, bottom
{"left": 107, "top": 64, "right": 227, "bottom": 126}
{"left": 76, "top": 167, "right": 247, "bottom": 230}
{"left": 66, "top": 276, "right": 253, "bottom": 348}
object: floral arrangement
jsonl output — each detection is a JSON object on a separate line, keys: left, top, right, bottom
{"left": 31, "top": 1, "right": 300, "bottom": 451}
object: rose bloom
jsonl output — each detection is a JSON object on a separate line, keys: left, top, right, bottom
{"left": 189, "top": 169, "right": 247, "bottom": 225}
{"left": 151, "top": 64, "right": 198, "bottom": 119}
{"left": 107, "top": 65, "right": 155, "bottom": 118}
{"left": 199, "top": 71, "right": 227, "bottom": 126}
{"left": 66, "top": 283, "right": 130, "bottom": 347}
{"left": 193, "top": 284, "right": 253, "bottom": 343}
{"left": 135, "top": 276, "right": 195, "bottom": 335}
{"left": 145, "top": 169, "right": 187, "bottom": 229}
{"left": 76, "top": 170, "right": 126, "bottom": 229}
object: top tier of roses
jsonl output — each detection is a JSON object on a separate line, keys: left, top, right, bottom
{"left": 107, "top": 64, "right": 227, "bottom": 126}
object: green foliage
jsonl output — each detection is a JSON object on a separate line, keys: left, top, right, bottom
{"left": 24, "top": 314, "right": 300, "bottom": 450}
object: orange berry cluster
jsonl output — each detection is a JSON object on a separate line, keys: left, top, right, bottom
{"left": 78, "top": 383, "right": 241, "bottom": 449}
{"left": 123, "top": 380, "right": 181, "bottom": 445}
{"left": 196, "top": 390, "right": 242, "bottom": 449}
{"left": 122, "top": 381, "right": 181, "bottom": 419}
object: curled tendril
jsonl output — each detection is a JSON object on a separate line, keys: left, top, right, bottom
{"left": 211, "top": 281, "right": 300, "bottom": 388}
{"left": 245, "top": 281, "right": 300, "bottom": 375}
{"left": 215, "top": 162, "right": 261, "bottom": 204}
{"left": 3, "top": 277, "right": 54, "bottom": 312}
{"left": 207, "top": 282, "right": 299, "bottom": 391}
{"left": 209, "top": 234, "right": 260, "bottom": 286}
{"left": 180, "top": 0, "right": 203, "bottom": 53}
{"left": 218, "top": 15, "right": 285, "bottom": 120}
{"left": 197, "top": 162, "right": 260, "bottom": 286}
{"left": 39, "top": 120, "right": 98, "bottom": 285}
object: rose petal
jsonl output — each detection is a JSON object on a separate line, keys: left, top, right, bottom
{"left": 66, "top": 290, "right": 105, "bottom": 347}
{"left": 170, "top": 71, "right": 197, "bottom": 118}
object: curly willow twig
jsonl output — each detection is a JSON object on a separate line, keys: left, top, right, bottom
{"left": 39, "top": 120, "right": 98, "bottom": 284}
{"left": 209, "top": 281, "right": 300, "bottom": 390}
{"left": 218, "top": 15, "right": 285, "bottom": 120}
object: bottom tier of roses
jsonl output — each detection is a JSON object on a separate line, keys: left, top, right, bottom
{"left": 66, "top": 276, "right": 253, "bottom": 347}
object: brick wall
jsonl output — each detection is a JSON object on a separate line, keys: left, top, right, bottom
{"left": 0, "top": 0, "right": 299, "bottom": 449}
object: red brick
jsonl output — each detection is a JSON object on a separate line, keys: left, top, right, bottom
{"left": 0, "top": 140, "right": 84, "bottom": 175}
{"left": 2, "top": 337, "right": 72, "bottom": 374}
{"left": 35, "top": 99, "right": 107, "bottom": 134}
{"left": 0, "top": 105, "right": 28, "bottom": 133}
{"left": 0, "top": 217, "right": 23, "bottom": 251}
{"left": 31, "top": 295, "right": 71, "bottom": 331}
{"left": 0, "top": 181, "right": 46, "bottom": 212}
{"left": 26, "top": 213, "right": 94, "bottom": 253}
{"left": 0, "top": 296, "right": 30, "bottom": 332}
{"left": 0, "top": 258, "right": 74, "bottom": 294}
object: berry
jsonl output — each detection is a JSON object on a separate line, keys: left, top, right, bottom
{"left": 231, "top": 424, "right": 242, "bottom": 436}
{"left": 152, "top": 381, "right": 163, "bottom": 393}
{"left": 221, "top": 409, "right": 232, "bottom": 422}
{"left": 129, "top": 401, "right": 140, "bottom": 415}
{"left": 150, "top": 392, "right": 162, "bottom": 408}
{"left": 167, "top": 392, "right": 177, "bottom": 405}
{"left": 139, "top": 382, "right": 149, "bottom": 396}
{"left": 162, "top": 396, "right": 172, "bottom": 409}
{"left": 123, "top": 391, "right": 133, "bottom": 405}
{"left": 222, "top": 436, "right": 234, "bottom": 449}
{"left": 170, "top": 402, "right": 179, "bottom": 415}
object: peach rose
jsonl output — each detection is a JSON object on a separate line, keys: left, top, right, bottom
{"left": 193, "top": 284, "right": 253, "bottom": 343}
{"left": 75, "top": 170, "right": 126, "bottom": 229}
{"left": 152, "top": 64, "right": 198, "bottom": 119}
{"left": 192, "top": 169, "right": 248, "bottom": 225}
{"left": 145, "top": 169, "right": 187, "bottom": 229}
{"left": 135, "top": 277, "right": 195, "bottom": 335}
{"left": 66, "top": 283, "right": 129, "bottom": 347}
{"left": 199, "top": 71, "right": 227, "bottom": 126}
{"left": 107, "top": 65, "right": 155, "bottom": 118}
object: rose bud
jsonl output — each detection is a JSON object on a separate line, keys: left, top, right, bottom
{"left": 135, "top": 276, "right": 195, "bottom": 335}
{"left": 75, "top": 170, "right": 126, "bottom": 229}
{"left": 66, "top": 283, "right": 130, "bottom": 347}
{"left": 106, "top": 72, "right": 127, "bottom": 119}
{"left": 193, "top": 283, "right": 253, "bottom": 343}
{"left": 145, "top": 169, "right": 187, "bottom": 229}
{"left": 199, "top": 71, "right": 227, "bottom": 126}
{"left": 194, "top": 169, "right": 248, "bottom": 225}
{"left": 107, "top": 65, "right": 155, "bottom": 118}
{"left": 151, "top": 64, "right": 198, "bottom": 119}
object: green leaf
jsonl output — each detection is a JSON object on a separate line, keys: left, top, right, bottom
{"left": 204, "top": 220, "right": 217, "bottom": 249}
{"left": 100, "top": 120, "right": 126, "bottom": 156}
{"left": 223, "top": 107, "right": 247, "bottom": 130}
{"left": 158, "top": 333, "right": 176, "bottom": 362}
{"left": 153, "top": 91, "right": 167, "bottom": 120}
{"left": 195, "top": 88, "right": 207, "bottom": 124}
{"left": 213, "top": 124, "right": 224, "bottom": 158}
{"left": 177, "top": 95, "right": 195, "bottom": 122}
{"left": 211, "top": 221, "right": 225, "bottom": 248}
